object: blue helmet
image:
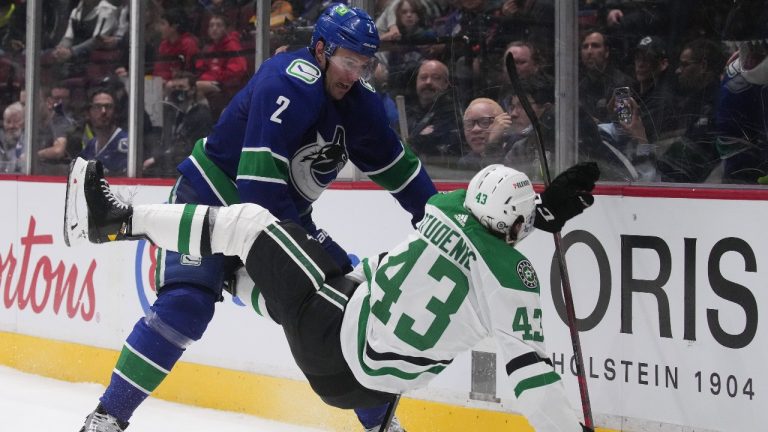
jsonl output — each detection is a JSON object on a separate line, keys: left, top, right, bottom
{"left": 311, "top": 3, "right": 380, "bottom": 58}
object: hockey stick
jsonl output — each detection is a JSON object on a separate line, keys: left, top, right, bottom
{"left": 505, "top": 54, "right": 595, "bottom": 429}
{"left": 377, "top": 394, "right": 401, "bottom": 432}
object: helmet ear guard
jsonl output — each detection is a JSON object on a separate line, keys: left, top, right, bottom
{"left": 465, "top": 165, "right": 538, "bottom": 246}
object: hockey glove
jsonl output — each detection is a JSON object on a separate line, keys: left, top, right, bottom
{"left": 534, "top": 162, "right": 600, "bottom": 233}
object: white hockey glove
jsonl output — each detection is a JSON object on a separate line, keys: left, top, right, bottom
{"left": 534, "top": 162, "right": 600, "bottom": 233}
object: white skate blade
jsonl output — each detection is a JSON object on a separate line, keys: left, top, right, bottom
{"left": 63, "top": 157, "right": 90, "bottom": 247}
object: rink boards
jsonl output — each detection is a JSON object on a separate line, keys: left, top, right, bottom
{"left": 0, "top": 176, "right": 766, "bottom": 432}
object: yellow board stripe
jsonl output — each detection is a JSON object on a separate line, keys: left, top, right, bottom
{"left": 0, "top": 331, "right": 615, "bottom": 431}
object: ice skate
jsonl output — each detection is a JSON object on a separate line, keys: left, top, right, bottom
{"left": 364, "top": 416, "right": 406, "bottom": 432}
{"left": 78, "top": 404, "right": 129, "bottom": 432}
{"left": 64, "top": 157, "right": 133, "bottom": 246}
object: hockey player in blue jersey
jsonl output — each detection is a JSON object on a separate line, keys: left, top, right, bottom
{"left": 74, "top": 4, "right": 437, "bottom": 432}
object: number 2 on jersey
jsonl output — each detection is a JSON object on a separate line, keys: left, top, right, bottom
{"left": 371, "top": 239, "right": 469, "bottom": 350}
{"left": 270, "top": 96, "right": 290, "bottom": 124}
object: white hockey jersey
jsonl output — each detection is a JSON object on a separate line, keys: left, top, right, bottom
{"left": 340, "top": 189, "right": 561, "bottom": 398}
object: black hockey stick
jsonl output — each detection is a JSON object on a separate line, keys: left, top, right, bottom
{"left": 505, "top": 54, "right": 595, "bottom": 429}
{"left": 378, "top": 394, "right": 401, "bottom": 432}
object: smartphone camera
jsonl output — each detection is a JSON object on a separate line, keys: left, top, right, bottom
{"left": 613, "top": 87, "right": 632, "bottom": 125}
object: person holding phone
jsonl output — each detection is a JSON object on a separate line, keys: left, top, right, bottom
{"left": 578, "top": 29, "right": 634, "bottom": 123}
{"left": 631, "top": 35, "right": 676, "bottom": 143}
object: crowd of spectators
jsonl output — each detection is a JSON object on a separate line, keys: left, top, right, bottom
{"left": 369, "top": 0, "right": 765, "bottom": 185}
{"left": 0, "top": 0, "right": 764, "bottom": 186}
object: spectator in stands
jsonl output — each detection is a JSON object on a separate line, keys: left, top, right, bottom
{"left": 492, "top": 0, "right": 554, "bottom": 53}
{"left": 85, "top": 0, "right": 129, "bottom": 83}
{"left": 631, "top": 35, "right": 675, "bottom": 143}
{"left": 153, "top": 8, "right": 199, "bottom": 84}
{"left": 79, "top": 87, "right": 127, "bottom": 175}
{"left": 504, "top": 40, "right": 544, "bottom": 81}
{"left": 657, "top": 38, "right": 726, "bottom": 183}
{"left": 195, "top": 14, "right": 248, "bottom": 101}
{"left": 491, "top": 74, "right": 554, "bottom": 156}
{"left": 0, "top": 0, "right": 25, "bottom": 55}
{"left": 579, "top": 29, "right": 634, "bottom": 123}
{"left": 378, "top": 0, "right": 437, "bottom": 42}
{"left": 405, "top": 59, "right": 462, "bottom": 159}
{"left": 458, "top": 97, "right": 505, "bottom": 171}
{"left": 434, "top": 0, "right": 498, "bottom": 104}
{"left": 37, "top": 84, "right": 80, "bottom": 173}
{"left": 47, "top": 82, "right": 75, "bottom": 121}
{"left": 371, "top": 60, "right": 400, "bottom": 133}
{"left": 503, "top": 74, "right": 555, "bottom": 181}
{"left": 143, "top": 72, "right": 213, "bottom": 177}
{"left": 489, "top": 40, "right": 546, "bottom": 98}
{"left": 51, "top": 0, "right": 120, "bottom": 80}
{"left": 197, "top": 0, "right": 244, "bottom": 37}
{"left": 0, "top": 101, "right": 22, "bottom": 172}
{"left": 603, "top": 0, "right": 670, "bottom": 65}
{"left": 376, "top": 0, "right": 446, "bottom": 38}
{"left": 377, "top": 0, "right": 437, "bottom": 94}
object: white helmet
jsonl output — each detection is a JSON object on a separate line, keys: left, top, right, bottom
{"left": 465, "top": 164, "right": 538, "bottom": 245}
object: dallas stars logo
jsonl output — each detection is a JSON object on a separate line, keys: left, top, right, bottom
{"left": 517, "top": 259, "right": 538, "bottom": 289}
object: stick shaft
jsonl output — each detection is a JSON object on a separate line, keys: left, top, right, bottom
{"left": 377, "top": 395, "right": 401, "bottom": 432}
{"left": 505, "top": 54, "right": 594, "bottom": 428}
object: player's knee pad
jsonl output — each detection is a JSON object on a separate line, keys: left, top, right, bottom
{"left": 149, "top": 284, "right": 218, "bottom": 343}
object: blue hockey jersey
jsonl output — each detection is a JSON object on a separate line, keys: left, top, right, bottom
{"left": 177, "top": 48, "right": 436, "bottom": 225}
{"left": 716, "top": 57, "right": 768, "bottom": 182}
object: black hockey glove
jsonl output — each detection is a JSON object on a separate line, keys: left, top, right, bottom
{"left": 534, "top": 162, "right": 600, "bottom": 233}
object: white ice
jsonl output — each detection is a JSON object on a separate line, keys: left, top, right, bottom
{"left": 0, "top": 365, "right": 324, "bottom": 432}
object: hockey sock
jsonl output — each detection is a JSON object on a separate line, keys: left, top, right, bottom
{"left": 100, "top": 287, "right": 216, "bottom": 423}
{"left": 132, "top": 203, "right": 278, "bottom": 263}
{"left": 355, "top": 403, "right": 391, "bottom": 429}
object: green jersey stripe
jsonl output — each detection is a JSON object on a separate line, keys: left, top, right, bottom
{"left": 237, "top": 148, "right": 289, "bottom": 183}
{"left": 514, "top": 371, "right": 562, "bottom": 397}
{"left": 319, "top": 284, "right": 348, "bottom": 310}
{"left": 366, "top": 147, "right": 421, "bottom": 192}
{"left": 178, "top": 204, "right": 198, "bottom": 255}
{"left": 265, "top": 224, "right": 324, "bottom": 288}
{"left": 317, "top": 290, "right": 344, "bottom": 311}
{"left": 250, "top": 284, "right": 263, "bottom": 316}
{"left": 114, "top": 344, "right": 170, "bottom": 393}
{"left": 190, "top": 139, "right": 240, "bottom": 205}
{"left": 154, "top": 247, "right": 165, "bottom": 289}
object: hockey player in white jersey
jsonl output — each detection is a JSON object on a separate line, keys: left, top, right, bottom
{"left": 65, "top": 157, "right": 599, "bottom": 431}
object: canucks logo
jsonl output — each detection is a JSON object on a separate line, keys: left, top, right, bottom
{"left": 290, "top": 125, "right": 349, "bottom": 201}
{"left": 516, "top": 259, "right": 539, "bottom": 290}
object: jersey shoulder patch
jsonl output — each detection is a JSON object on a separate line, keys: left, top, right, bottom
{"left": 286, "top": 59, "right": 321, "bottom": 84}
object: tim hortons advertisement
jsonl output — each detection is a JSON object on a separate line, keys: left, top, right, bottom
{"left": 0, "top": 180, "right": 765, "bottom": 431}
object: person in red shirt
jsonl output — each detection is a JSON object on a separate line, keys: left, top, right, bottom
{"left": 195, "top": 14, "right": 247, "bottom": 100}
{"left": 153, "top": 8, "right": 199, "bottom": 84}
